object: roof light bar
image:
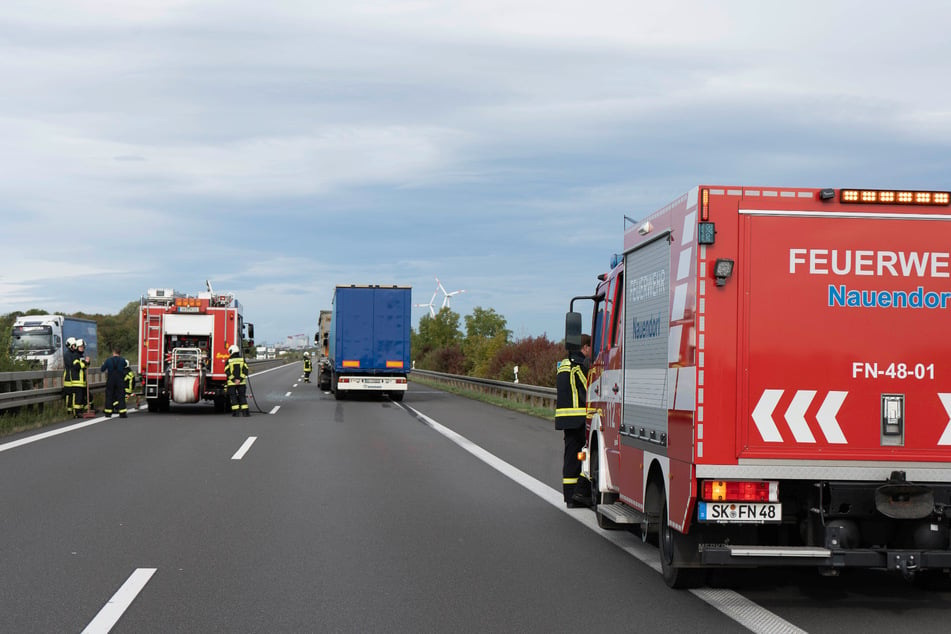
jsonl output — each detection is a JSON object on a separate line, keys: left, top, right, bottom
{"left": 840, "top": 189, "right": 950, "bottom": 206}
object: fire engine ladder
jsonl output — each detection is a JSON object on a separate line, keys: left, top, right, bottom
{"left": 144, "top": 315, "right": 164, "bottom": 399}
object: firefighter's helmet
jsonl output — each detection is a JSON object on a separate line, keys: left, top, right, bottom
{"left": 228, "top": 345, "right": 240, "bottom": 355}
{"left": 76, "top": 339, "right": 85, "bottom": 348}
{"left": 66, "top": 337, "right": 76, "bottom": 348}
{"left": 303, "top": 352, "right": 309, "bottom": 357}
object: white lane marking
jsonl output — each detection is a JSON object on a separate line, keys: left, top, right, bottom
{"left": 293, "top": 383, "right": 299, "bottom": 388}
{"left": 403, "top": 404, "right": 806, "bottom": 634}
{"left": 81, "top": 567, "right": 156, "bottom": 634}
{"left": 231, "top": 436, "right": 257, "bottom": 460}
{"left": 269, "top": 406, "right": 280, "bottom": 415}
{"left": 0, "top": 417, "right": 107, "bottom": 453}
{"left": 249, "top": 364, "right": 287, "bottom": 377}
{"left": 284, "top": 391, "right": 292, "bottom": 397}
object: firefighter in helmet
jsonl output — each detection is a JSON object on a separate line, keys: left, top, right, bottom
{"left": 225, "top": 344, "right": 250, "bottom": 417}
{"left": 303, "top": 352, "right": 313, "bottom": 383}
{"left": 63, "top": 337, "right": 78, "bottom": 414}
{"left": 70, "top": 339, "right": 91, "bottom": 417}
{"left": 555, "top": 333, "right": 591, "bottom": 507}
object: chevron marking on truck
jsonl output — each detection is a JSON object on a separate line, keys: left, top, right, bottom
{"left": 751, "top": 389, "right": 784, "bottom": 442}
{"left": 815, "top": 391, "right": 848, "bottom": 444}
{"left": 937, "top": 393, "right": 951, "bottom": 445}
{"left": 753, "top": 389, "right": 849, "bottom": 444}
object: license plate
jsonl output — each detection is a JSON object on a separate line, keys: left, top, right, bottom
{"left": 698, "top": 502, "right": 781, "bottom": 523}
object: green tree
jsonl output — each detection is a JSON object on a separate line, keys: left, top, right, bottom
{"left": 415, "top": 308, "right": 462, "bottom": 369}
{"left": 98, "top": 301, "right": 140, "bottom": 361}
{"left": 462, "top": 307, "right": 511, "bottom": 377}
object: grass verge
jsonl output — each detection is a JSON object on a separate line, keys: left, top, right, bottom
{"left": 410, "top": 375, "right": 553, "bottom": 420}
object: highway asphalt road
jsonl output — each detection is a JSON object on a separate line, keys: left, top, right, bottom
{"left": 0, "top": 362, "right": 949, "bottom": 633}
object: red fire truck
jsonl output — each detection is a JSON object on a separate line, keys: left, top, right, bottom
{"left": 138, "top": 283, "right": 254, "bottom": 413}
{"left": 568, "top": 185, "right": 951, "bottom": 587}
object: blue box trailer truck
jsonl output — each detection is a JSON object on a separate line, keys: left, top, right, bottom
{"left": 327, "top": 285, "right": 411, "bottom": 401}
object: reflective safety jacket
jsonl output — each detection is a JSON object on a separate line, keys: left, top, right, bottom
{"left": 124, "top": 368, "right": 137, "bottom": 395}
{"left": 70, "top": 356, "right": 89, "bottom": 388}
{"left": 303, "top": 358, "right": 312, "bottom": 372}
{"left": 63, "top": 348, "right": 78, "bottom": 388}
{"left": 555, "top": 352, "right": 588, "bottom": 430}
{"left": 225, "top": 355, "right": 249, "bottom": 385}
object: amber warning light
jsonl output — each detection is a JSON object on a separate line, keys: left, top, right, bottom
{"left": 840, "top": 189, "right": 950, "bottom": 205}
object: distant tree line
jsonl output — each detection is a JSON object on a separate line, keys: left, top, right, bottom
{"left": 412, "top": 306, "right": 565, "bottom": 388}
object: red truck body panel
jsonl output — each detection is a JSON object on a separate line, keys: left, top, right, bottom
{"left": 584, "top": 186, "right": 951, "bottom": 580}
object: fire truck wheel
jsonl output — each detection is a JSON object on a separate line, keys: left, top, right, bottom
{"left": 147, "top": 399, "right": 158, "bottom": 413}
{"left": 660, "top": 497, "right": 706, "bottom": 589}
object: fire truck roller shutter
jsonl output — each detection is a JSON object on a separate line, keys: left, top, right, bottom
{"left": 163, "top": 315, "right": 215, "bottom": 336}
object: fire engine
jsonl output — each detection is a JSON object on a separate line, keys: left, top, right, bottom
{"left": 138, "top": 282, "right": 254, "bottom": 413}
{"left": 568, "top": 185, "right": 951, "bottom": 587}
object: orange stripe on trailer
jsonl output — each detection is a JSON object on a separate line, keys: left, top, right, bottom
{"left": 386, "top": 360, "right": 404, "bottom": 368}
{"left": 342, "top": 360, "right": 360, "bottom": 368}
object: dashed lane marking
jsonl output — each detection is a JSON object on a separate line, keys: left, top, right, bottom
{"left": 81, "top": 567, "right": 156, "bottom": 634}
{"left": 231, "top": 436, "right": 257, "bottom": 460}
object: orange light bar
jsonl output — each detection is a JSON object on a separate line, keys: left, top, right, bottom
{"left": 700, "top": 188, "right": 710, "bottom": 221}
{"left": 342, "top": 360, "right": 360, "bottom": 368}
{"left": 840, "top": 189, "right": 950, "bottom": 206}
{"left": 386, "top": 360, "right": 404, "bottom": 368}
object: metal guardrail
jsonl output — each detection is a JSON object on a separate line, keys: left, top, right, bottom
{"left": 410, "top": 369, "right": 556, "bottom": 410}
{"left": 0, "top": 359, "right": 287, "bottom": 412}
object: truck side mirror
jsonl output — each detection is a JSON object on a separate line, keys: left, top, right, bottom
{"left": 247, "top": 324, "right": 255, "bottom": 339}
{"left": 565, "top": 312, "right": 582, "bottom": 351}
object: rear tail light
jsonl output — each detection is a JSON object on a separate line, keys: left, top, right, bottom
{"left": 701, "top": 480, "right": 778, "bottom": 502}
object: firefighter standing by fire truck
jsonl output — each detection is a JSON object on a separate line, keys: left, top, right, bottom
{"left": 100, "top": 347, "right": 128, "bottom": 418}
{"left": 303, "top": 352, "right": 312, "bottom": 383}
{"left": 555, "top": 333, "right": 591, "bottom": 507}
{"left": 225, "top": 345, "right": 250, "bottom": 417}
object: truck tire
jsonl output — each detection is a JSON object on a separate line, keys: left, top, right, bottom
{"left": 147, "top": 398, "right": 159, "bottom": 413}
{"left": 334, "top": 389, "right": 346, "bottom": 401}
{"left": 389, "top": 392, "right": 404, "bottom": 402}
{"left": 659, "top": 494, "right": 706, "bottom": 589}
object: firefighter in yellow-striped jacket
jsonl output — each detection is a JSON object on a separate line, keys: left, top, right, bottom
{"left": 555, "top": 333, "right": 591, "bottom": 507}
{"left": 225, "top": 345, "right": 250, "bottom": 417}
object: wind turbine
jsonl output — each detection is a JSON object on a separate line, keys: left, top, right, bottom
{"left": 413, "top": 283, "right": 439, "bottom": 317}
{"left": 437, "top": 277, "right": 466, "bottom": 309}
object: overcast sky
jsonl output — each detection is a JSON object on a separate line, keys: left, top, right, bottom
{"left": 2, "top": 1, "right": 949, "bottom": 345}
